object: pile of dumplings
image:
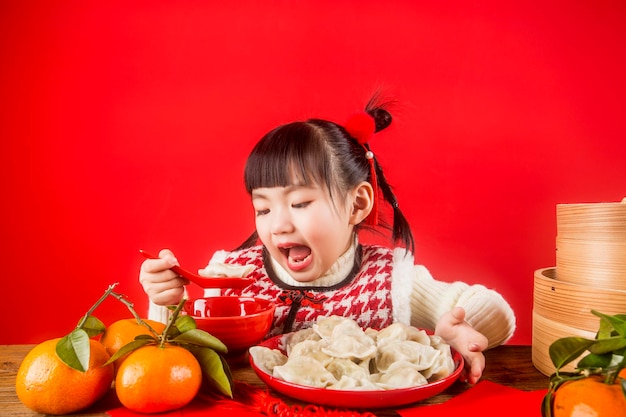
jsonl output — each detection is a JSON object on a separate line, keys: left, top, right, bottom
{"left": 249, "top": 315, "right": 456, "bottom": 391}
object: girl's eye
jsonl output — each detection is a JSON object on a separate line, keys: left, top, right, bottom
{"left": 292, "top": 201, "right": 311, "bottom": 209}
{"left": 255, "top": 209, "right": 270, "bottom": 216}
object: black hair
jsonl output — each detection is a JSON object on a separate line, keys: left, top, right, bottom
{"left": 236, "top": 96, "right": 415, "bottom": 253}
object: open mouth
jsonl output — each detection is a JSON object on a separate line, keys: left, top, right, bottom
{"left": 280, "top": 245, "right": 312, "bottom": 271}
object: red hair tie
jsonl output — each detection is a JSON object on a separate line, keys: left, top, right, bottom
{"left": 345, "top": 112, "right": 379, "bottom": 226}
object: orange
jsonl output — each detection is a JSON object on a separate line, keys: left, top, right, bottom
{"left": 553, "top": 373, "right": 626, "bottom": 417}
{"left": 115, "top": 343, "right": 202, "bottom": 413}
{"left": 100, "top": 318, "right": 166, "bottom": 372}
{"left": 16, "top": 338, "right": 114, "bottom": 415}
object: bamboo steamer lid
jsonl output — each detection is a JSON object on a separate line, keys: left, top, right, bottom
{"left": 533, "top": 267, "right": 626, "bottom": 331}
{"left": 531, "top": 310, "right": 596, "bottom": 376}
{"left": 555, "top": 200, "right": 626, "bottom": 290}
{"left": 556, "top": 200, "right": 626, "bottom": 239}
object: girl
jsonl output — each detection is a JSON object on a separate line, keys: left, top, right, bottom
{"left": 139, "top": 96, "right": 516, "bottom": 384}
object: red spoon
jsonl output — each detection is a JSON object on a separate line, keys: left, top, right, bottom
{"left": 139, "top": 250, "right": 254, "bottom": 289}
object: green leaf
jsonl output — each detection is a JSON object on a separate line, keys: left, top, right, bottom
{"left": 541, "top": 390, "right": 552, "bottom": 417}
{"left": 592, "top": 310, "right": 626, "bottom": 338}
{"left": 549, "top": 337, "right": 596, "bottom": 370}
{"left": 135, "top": 334, "right": 157, "bottom": 340}
{"left": 187, "top": 345, "right": 233, "bottom": 398}
{"left": 577, "top": 352, "right": 613, "bottom": 369}
{"left": 104, "top": 338, "right": 155, "bottom": 366}
{"left": 173, "top": 329, "right": 228, "bottom": 354}
{"left": 56, "top": 329, "right": 90, "bottom": 372}
{"left": 165, "top": 324, "right": 182, "bottom": 339}
{"left": 588, "top": 337, "right": 626, "bottom": 355}
{"left": 79, "top": 315, "right": 106, "bottom": 338}
{"left": 175, "top": 315, "right": 197, "bottom": 333}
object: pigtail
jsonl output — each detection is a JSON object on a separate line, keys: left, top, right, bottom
{"left": 372, "top": 157, "right": 415, "bottom": 254}
{"left": 364, "top": 92, "right": 393, "bottom": 133}
{"left": 363, "top": 96, "right": 415, "bottom": 254}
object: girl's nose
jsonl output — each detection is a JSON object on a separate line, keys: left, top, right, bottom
{"left": 270, "top": 209, "right": 294, "bottom": 235}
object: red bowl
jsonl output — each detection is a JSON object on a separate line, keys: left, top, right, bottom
{"left": 183, "top": 296, "right": 275, "bottom": 354}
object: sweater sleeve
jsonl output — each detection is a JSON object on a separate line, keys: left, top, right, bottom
{"left": 406, "top": 261, "right": 516, "bottom": 349}
{"left": 148, "top": 300, "right": 170, "bottom": 324}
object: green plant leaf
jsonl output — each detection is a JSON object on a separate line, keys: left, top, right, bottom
{"left": 588, "top": 337, "right": 626, "bottom": 355}
{"left": 592, "top": 310, "right": 626, "bottom": 338}
{"left": 175, "top": 315, "right": 197, "bottom": 333}
{"left": 577, "top": 352, "right": 612, "bottom": 369}
{"left": 549, "top": 337, "right": 596, "bottom": 370}
{"left": 173, "top": 328, "right": 228, "bottom": 354}
{"left": 541, "top": 390, "right": 552, "bottom": 417}
{"left": 104, "top": 337, "right": 155, "bottom": 366}
{"left": 187, "top": 345, "right": 233, "bottom": 398}
{"left": 79, "top": 315, "right": 106, "bottom": 338}
{"left": 56, "top": 329, "right": 90, "bottom": 372}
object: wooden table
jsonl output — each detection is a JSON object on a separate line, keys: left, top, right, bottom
{"left": 0, "top": 344, "right": 549, "bottom": 416}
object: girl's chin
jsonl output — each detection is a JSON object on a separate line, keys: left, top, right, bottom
{"left": 283, "top": 262, "right": 323, "bottom": 283}
{"left": 288, "top": 273, "right": 322, "bottom": 283}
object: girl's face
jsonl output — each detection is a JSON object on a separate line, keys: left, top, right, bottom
{"left": 252, "top": 182, "right": 359, "bottom": 283}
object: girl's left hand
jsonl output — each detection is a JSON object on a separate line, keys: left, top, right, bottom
{"left": 434, "top": 306, "right": 489, "bottom": 384}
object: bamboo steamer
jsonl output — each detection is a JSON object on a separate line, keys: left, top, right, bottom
{"left": 532, "top": 199, "right": 626, "bottom": 376}
{"left": 555, "top": 201, "right": 626, "bottom": 290}
{"left": 531, "top": 310, "right": 596, "bottom": 376}
{"left": 533, "top": 267, "right": 626, "bottom": 332}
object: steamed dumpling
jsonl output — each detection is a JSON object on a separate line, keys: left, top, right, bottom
{"left": 248, "top": 346, "right": 287, "bottom": 374}
{"left": 313, "top": 315, "right": 363, "bottom": 339}
{"left": 273, "top": 356, "right": 337, "bottom": 388}
{"left": 321, "top": 333, "right": 376, "bottom": 361}
{"left": 375, "top": 322, "right": 430, "bottom": 347}
{"left": 289, "top": 339, "right": 333, "bottom": 366}
{"left": 422, "top": 349, "right": 456, "bottom": 380}
{"left": 284, "top": 327, "right": 321, "bottom": 355}
{"left": 373, "top": 361, "right": 428, "bottom": 389}
{"left": 374, "top": 340, "right": 440, "bottom": 372}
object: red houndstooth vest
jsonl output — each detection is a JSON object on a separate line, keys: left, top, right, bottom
{"left": 222, "top": 244, "right": 394, "bottom": 337}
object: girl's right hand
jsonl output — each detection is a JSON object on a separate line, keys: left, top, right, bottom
{"left": 138, "top": 248, "right": 189, "bottom": 306}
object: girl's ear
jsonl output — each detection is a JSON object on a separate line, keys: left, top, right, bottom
{"left": 349, "top": 181, "right": 374, "bottom": 225}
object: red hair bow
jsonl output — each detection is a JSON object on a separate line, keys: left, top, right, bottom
{"left": 345, "top": 112, "right": 375, "bottom": 145}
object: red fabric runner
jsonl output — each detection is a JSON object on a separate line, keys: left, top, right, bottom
{"left": 106, "top": 381, "right": 376, "bottom": 417}
{"left": 106, "top": 380, "right": 547, "bottom": 417}
{"left": 397, "top": 380, "right": 548, "bottom": 417}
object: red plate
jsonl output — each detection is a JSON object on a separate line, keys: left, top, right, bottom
{"left": 249, "top": 333, "right": 464, "bottom": 409}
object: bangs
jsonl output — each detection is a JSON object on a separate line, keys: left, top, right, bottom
{"left": 244, "top": 122, "right": 333, "bottom": 193}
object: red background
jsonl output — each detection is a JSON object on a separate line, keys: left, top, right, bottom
{"left": 1, "top": 1, "right": 624, "bottom": 345}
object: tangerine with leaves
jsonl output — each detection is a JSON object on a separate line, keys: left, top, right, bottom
{"left": 107, "top": 299, "right": 234, "bottom": 413}
{"left": 16, "top": 338, "right": 114, "bottom": 415}
{"left": 115, "top": 343, "right": 202, "bottom": 413}
{"left": 553, "top": 372, "right": 626, "bottom": 417}
{"left": 543, "top": 310, "right": 626, "bottom": 417}
{"left": 100, "top": 318, "right": 166, "bottom": 372}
